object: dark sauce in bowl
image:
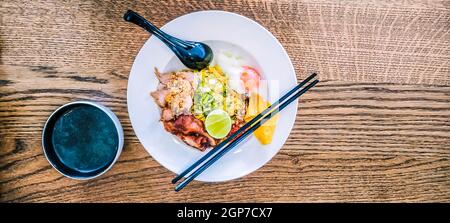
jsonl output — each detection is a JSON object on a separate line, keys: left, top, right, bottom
{"left": 42, "top": 103, "right": 121, "bottom": 179}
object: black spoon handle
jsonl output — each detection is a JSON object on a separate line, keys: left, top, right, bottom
{"left": 123, "top": 10, "right": 189, "bottom": 49}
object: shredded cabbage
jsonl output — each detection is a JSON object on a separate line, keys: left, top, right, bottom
{"left": 192, "top": 65, "right": 246, "bottom": 121}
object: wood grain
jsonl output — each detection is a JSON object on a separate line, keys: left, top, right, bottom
{"left": 1, "top": 0, "right": 449, "bottom": 202}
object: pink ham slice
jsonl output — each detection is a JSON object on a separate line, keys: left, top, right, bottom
{"left": 154, "top": 68, "right": 172, "bottom": 84}
{"left": 150, "top": 89, "right": 169, "bottom": 107}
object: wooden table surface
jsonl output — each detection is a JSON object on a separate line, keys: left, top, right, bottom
{"left": 1, "top": 0, "right": 449, "bottom": 202}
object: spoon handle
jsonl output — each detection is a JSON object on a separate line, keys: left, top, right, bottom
{"left": 123, "top": 10, "right": 189, "bottom": 49}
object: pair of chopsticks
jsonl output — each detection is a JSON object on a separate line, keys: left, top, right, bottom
{"left": 172, "top": 73, "right": 319, "bottom": 191}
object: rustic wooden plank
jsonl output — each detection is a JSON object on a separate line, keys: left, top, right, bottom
{"left": 0, "top": 140, "right": 449, "bottom": 202}
{"left": 1, "top": 0, "right": 449, "bottom": 84}
{"left": 1, "top": 74, "right": 449, "bottom": 202}
{"left": 1, "top": 0, "right": 449, "bottom": 202}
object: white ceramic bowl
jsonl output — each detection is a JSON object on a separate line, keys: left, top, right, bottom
{"left": 127, "top": 11, "right": 297, "bottom": 182}
{"left": 42, "top": 101, "right": 124, "bottom": 180}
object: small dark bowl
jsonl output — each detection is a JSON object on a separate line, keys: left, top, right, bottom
{"left": 42, "top": 101, "right": 124, "bottom": 180}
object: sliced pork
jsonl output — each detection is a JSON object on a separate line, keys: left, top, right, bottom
{"left": 163, "top": 115, "right": 216, "bottom": 151}
{"left": 151, "top": 68, "right": 196, "bottom": 117}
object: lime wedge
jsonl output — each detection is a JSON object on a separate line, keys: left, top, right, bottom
{"left": 205, "top": 109, "right": 232, "bottom": 139}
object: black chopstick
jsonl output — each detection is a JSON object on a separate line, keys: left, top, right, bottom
{"left": 174, "top": 78, "right": 319, "bottom": 191}
{"left": 171, "top": 73, "right": 317, "bottom": 184}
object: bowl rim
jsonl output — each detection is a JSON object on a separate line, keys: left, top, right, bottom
{"left": 41, "top": 100, "right": 124, "bottom": 180}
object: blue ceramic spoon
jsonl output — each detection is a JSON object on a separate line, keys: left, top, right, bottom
{"left": 124, "top": 10, "right": 213, "bottom": 70}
